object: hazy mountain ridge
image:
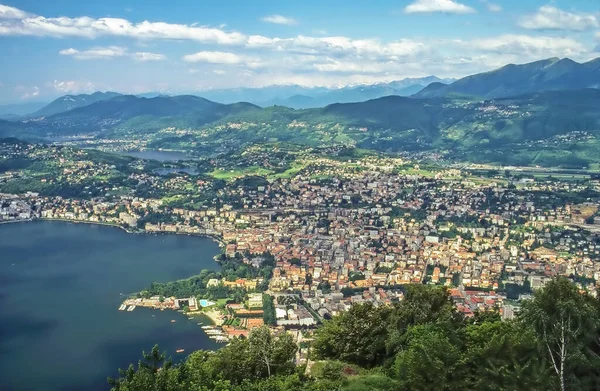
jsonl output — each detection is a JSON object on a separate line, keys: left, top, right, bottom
{"left": 26, "top": 95, "right": 260, "bottom": 134}
{"left": 31, "top": 91, "right": 123, "bottom": 118}
{"left": 199, "top": 76, "right": 456, "bottom": 108}
{"left": 2, "top": 58, "right": 600, "bottom": 167}
{"left": 0, "top": 102, "right": 47, "bottom": 120}
{"left": 415, "top": 57, "right": 600, "bottom": 99}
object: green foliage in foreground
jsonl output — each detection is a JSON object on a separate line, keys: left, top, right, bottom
{"left": 110, "top": 278, "right": 600, "bottom": 391}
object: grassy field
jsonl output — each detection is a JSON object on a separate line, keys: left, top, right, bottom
{"left": 209, "top": 166, "right": 274, "bottom": 180}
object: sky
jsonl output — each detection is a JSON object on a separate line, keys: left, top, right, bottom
{"left": 0, "top": 0, "right": 599, "bottom": 104}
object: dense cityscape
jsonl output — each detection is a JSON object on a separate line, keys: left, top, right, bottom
{"left": 3, "top": 0, "right": 600, "bottom": 388}
{"left": 3, "top": 140, "right": 600, "bottom": 335}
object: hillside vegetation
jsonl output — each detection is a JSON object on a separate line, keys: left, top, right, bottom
{"left": 415, "top": 57, "right": 600, "bottom": 99}
{"left": 2, "top": 58, "right": 600, "bottom": 167}
{"left": 108, "top": 278, "right": 600, "bottom": 391}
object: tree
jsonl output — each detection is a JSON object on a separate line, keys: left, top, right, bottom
{"left": 386, "top": 285, "right": 462, "bottom": 357}
{"left": 313, "top": 303, "right": 392, "bottom": 367}
{"left": 394, "top": 325, "right": 460, "bottom": 390}
{"left": 520, "top": 277, "right": 599, "bottom": 391}
{"left": 461, "top": 320, "right": 552, "bottom": 390}
{"left": 248, "top": 326, "right": 297, "bottom": 378}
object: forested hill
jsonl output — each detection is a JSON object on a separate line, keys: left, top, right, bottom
{"left": 415, "top": 57, "right": 600, "bottom": 99}
{"left": 3, "top": 87, "right": 600, "bottom": 167}
{"left": 108, "top": 278, "right": 600, "bottom": 391}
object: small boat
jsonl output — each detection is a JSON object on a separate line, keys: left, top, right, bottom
{"left": 171, "top": 320, "right": 176, "bottom": 323}
{"left": 118, "top": 304, "right": 127, "bottom": 311}
{"left": 197, "top": 322, "right": 203, "bottom": 325}
{"left": 176, "top": 349, "right": 185, "bottom": 353}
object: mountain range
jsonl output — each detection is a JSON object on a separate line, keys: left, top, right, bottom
{"left": 2, "top": 57, "right": 600, "bottom": 167}
{"left": 198, "top": 76, "right": 455, "bottom": 108}
{"left": 415, "top": 57, "right": 600, "bottom": 99}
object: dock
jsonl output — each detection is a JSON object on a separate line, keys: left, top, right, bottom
{"left": 118, "top": 304, "right": 127, "bottom": 311}
{"left": 127, "top": 305, "right": 136, "bottom": 311}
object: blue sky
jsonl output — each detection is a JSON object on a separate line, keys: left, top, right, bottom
{"left": 0, "top": 0, "right": 599, "bottom": 104}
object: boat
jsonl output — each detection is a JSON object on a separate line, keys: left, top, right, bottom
{"left": 127, "top": 305, "right": 136, "bottom": 311}
{"left": 201, "top": 325, "right": 214, "bottom": 329}
{"left": 209, "top": 336, "right": 228, "bottom": 343}
{"left": 176, "top": 349, "right": 185, "bottom": 353}
{"left": 118, "top": 304, "right": 127, "bottom": 311}
{"left": 171, "top": 319, "right": 176, "bottom": 323}
{"left": 197, "top": 322, "right": 203, "bottom": 325}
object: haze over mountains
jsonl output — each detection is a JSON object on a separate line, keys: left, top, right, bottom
{"left": 198, "top": 76, "right": 456, "bottom": 108}
{"left": 2, "top": 57, "right": 600, "bottom": 167}
{"left": 2, "top": 76, "right": 454, "bottom": 119}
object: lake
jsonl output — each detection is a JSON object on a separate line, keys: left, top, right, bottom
{"left": 120, "top": 150, "right": 191, "bottom": 162}
{"left": 0, "top": 221, "right": 221, "bottom": 391}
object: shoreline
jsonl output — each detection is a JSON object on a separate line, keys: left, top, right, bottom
{"left": 3, "top": 217, "right": 225, "bottom": 247}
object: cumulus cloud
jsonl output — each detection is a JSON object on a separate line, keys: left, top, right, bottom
{"left": 52, "top": 80, "right": 96, "bottom": 94}
{"left": 405, "top": 0, "right": 475, "bottom": 14}
{"left": 261, "top": 14, "right": 298, "bottom": 25}
{"left": 0, "top": 4, "right": 245, "bottom": 44}
{"left": 468, "top": 34, "right": 587, "bottom": 58}
{"left": 59, "top": 46, "right": 165, "bottom": 61}
{"left": 182, "top": 51, "right": 264, "bottom": 69}
{"left": 183, "top": 51, "right": 244, "bottom": 64}
{"left": 132, "top": 52, "right": 166, "bottom": 61}
{"left": 0, "top": 4, "right": 31, "bottom": 19}
{"left": 519, "top": 6, "right": 598, "bottom": 31}
{"left": 59, "top": 46, "right": 127, "bottom": 59}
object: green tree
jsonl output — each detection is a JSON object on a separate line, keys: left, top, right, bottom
{"left": 313, "top": 303, "right": 392, "bottom": 367}
{"left": 462, "top": 320, "right": 552, "bottom": 390}
{"left": 520, "top": 277, "right": 599, "bottom": 391}
{"left": 394, "top": 324, "right": 460, "bottom": 390}
{"left": 386, "top": 285, "right": 462, "bottom": 358}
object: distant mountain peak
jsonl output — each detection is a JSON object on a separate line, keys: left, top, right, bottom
{"left": 414, "top": 57, "right": 599, "bottom": 99}
{"left": 31, "top": 91, "right": 122, "bottom": 118}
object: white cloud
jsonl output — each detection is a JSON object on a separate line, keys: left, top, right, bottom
{"left": 132, "top": 52, "right": 166, "bottom": 61}
{"left": 468, "top": 34, "right": 587, "bottom": 58}
{"left": 480, "top": 0, "right": 501, "bottom": 12}
{"left": 405, "top": 0, "right": 475, "bottom": 14}
{"left": 0, "top": 4, "right": 30, "bottom": 19}
{"left": 261, "top": 15, "right": 298, "bottom": 25}
{"left": 60, "top": 46, "right": 165, "bottom": 61}
{"left": 519, "top": 6, "right": 598, "bottom": 31}
{"left": 183, "top": 51, "right": 244, "bottom": 64}
{"left": 0, "top": 4, "right": 245, "bottom": 44}
{"left": 52, "top": 80, "right": 96, "bottom": 94}
{"left": 59, "top": 46, "right": 127, "bottom": 59}
{"left": 17, "top": 85, "right": 39, "bottom": 100}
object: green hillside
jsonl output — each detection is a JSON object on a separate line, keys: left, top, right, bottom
{"left": 416, "top": 57, "right": 600, "bottom": 99}
{"left": 4, "top": 88, "right": 600, "bottom": 167}
{"left": 107, "top": 279, "right": 600, "bottom": 391}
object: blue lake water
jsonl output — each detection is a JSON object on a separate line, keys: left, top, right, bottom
{"left": 120, "top": 150, "right": 191, "bottom": 162}
{"left": 0, "top": 221, "right": 221, "bottom": 391}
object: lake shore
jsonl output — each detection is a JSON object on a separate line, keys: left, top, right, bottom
{"left": 0, "top": 220, "right": 222, "bottom": 391}
{"left": 2, "top": 217, "right": 225, "bottom": 247}
{"left": 203, "top": 309, "right": 225, "bottom": 326}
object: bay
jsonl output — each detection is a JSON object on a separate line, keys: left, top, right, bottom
{"left": 0, "top": 221, "right": 221, "bottom": 391}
